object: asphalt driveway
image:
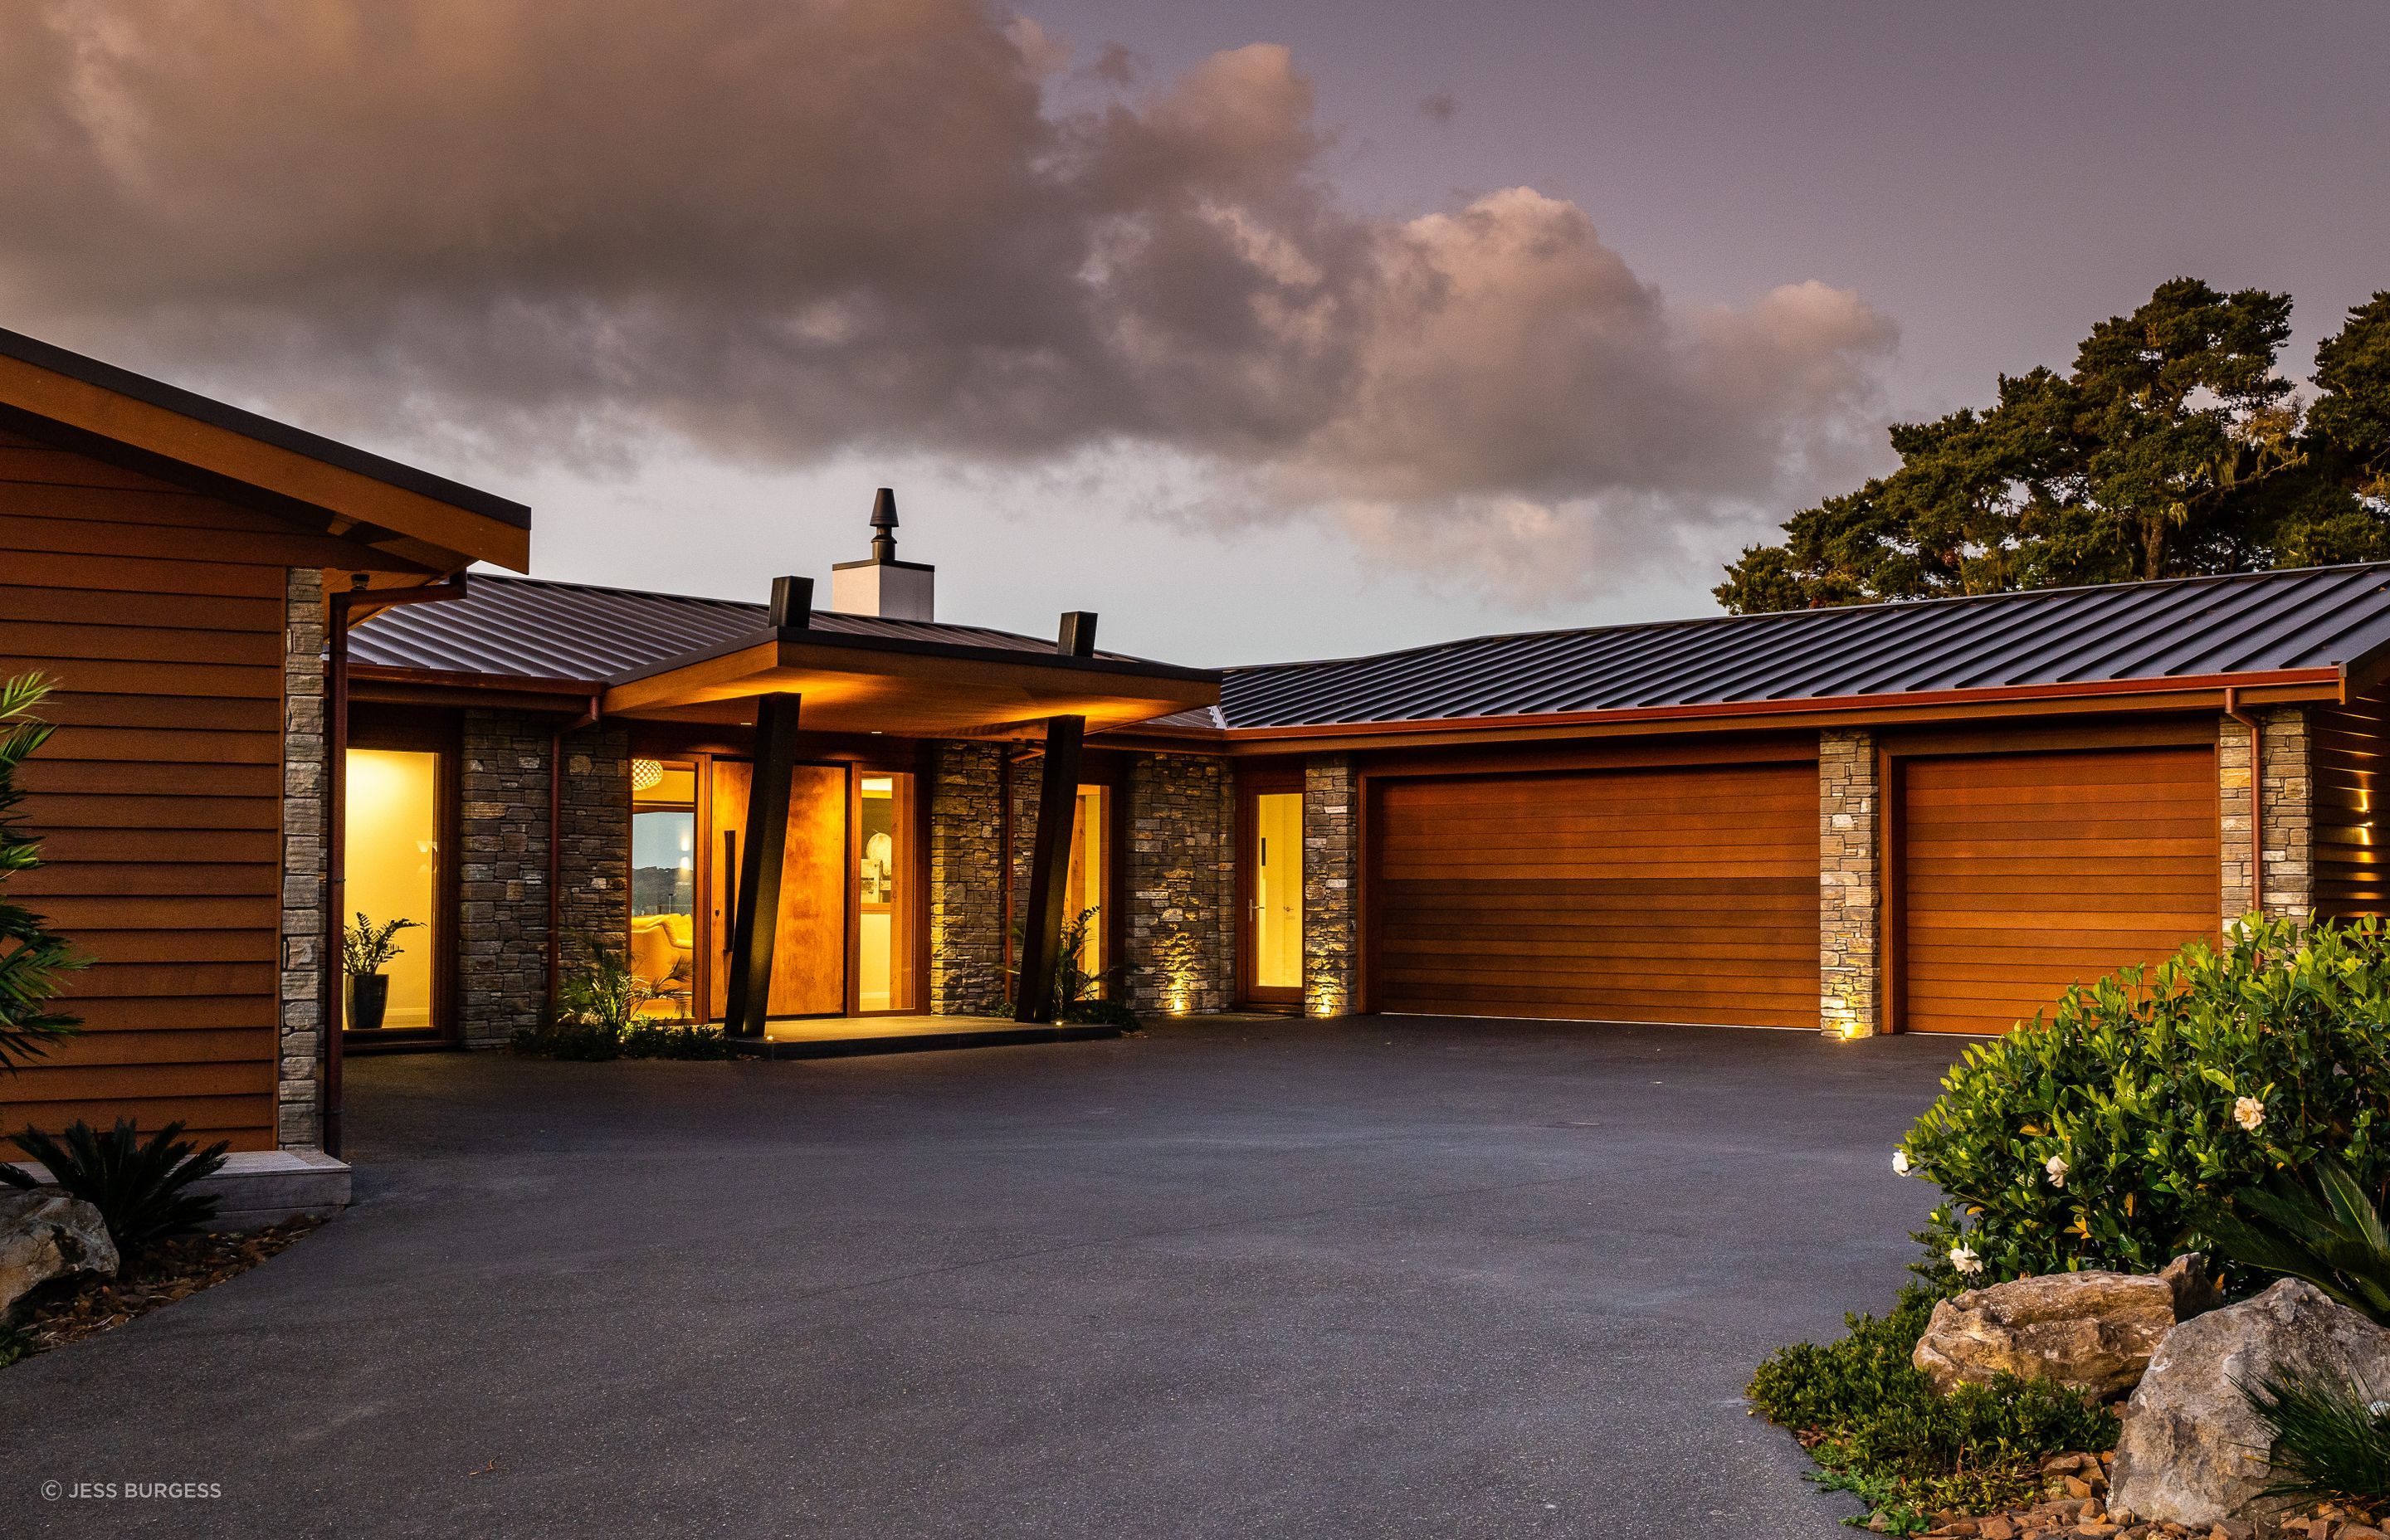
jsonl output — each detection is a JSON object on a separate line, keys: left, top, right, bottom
{"left": 0, "top": 1016, "right": 1965, "bottom": 1538}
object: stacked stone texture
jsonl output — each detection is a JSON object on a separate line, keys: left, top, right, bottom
{"left": 455, "top": 713, "right": 628, "bottom": 1044}
{"left": 276, "top": 568, "right": 327, "bottom": 1148}
{"left": 1301, "top": 755, "right": 1358, "bottom": 1016}
{"left": 1818, "top": 729, "right": 1880, "bottom": 1037}
{"left": 929, "top": 742, "right": 1007, "bottom": 1015}
{"left": 558, "top": 726, "right": 629, "bottom": 981}
{"left": 457, "top": 711, "right": 552, "bottom": 1045}
{"left": 1125, "top": 752, "right": 1236, "bottom": 1015}
{"left": 2220, "top": 707, "right": 2313, "bottom": 924}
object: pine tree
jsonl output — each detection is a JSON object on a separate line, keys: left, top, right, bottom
{"left": 0, "top": 673, "right": 85, "bottom": 1069}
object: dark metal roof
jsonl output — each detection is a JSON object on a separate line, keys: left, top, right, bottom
{"left": 1202, "top": 563, "right": 2390, "bottom": 729}
{"left": 349, "top": 574, "right": 1157, "bottom": 683}
{"left": 0, "top": 326, "right": 529, "bottom": 529}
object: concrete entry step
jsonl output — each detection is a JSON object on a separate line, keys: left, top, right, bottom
{"left": 7, "top": 1148, "right": 351, "bottom": 1230}
{"left": 740, "top": 1017, "right": 1123, "bottom": 1060}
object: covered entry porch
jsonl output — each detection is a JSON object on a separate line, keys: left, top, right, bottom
{"left": 598, "top": 578, "right": 1217, "bottom": 1040}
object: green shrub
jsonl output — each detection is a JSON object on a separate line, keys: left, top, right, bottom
{"left": 1897, "top": 915, "right": 2390, "bottom": 1291}
{"left": 618, "top": 1020, "right": 737, "bottom": 1060}
{"left": 2243, "top": 1363, "right": 2390, "bottom": 1504}
{"left": 0, "top": 1323, "right": 27, "bottom": 1367}
{"left": 510, "top": 1016, "right": 624, "bottom": 1060}
{"left": 0, "top": 672, "right": 85, "bottom": 1070}
{"left": 2204, "top": 1157, "right": 2390, "bottom": 1323}
{"left": 1749, "top": 1287, "right": 2119, "bottom": 1530}
{"left": 0, "top": 1119, "right": 227, "bottom": 1250}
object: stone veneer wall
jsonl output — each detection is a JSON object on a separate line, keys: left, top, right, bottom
{"left": 457, "top": 711, "right": 549, "bottom": 1045}
{"left": 1818, "top": 729, "right": 1882, "bottom": 1038}
{"left": 1124, "top": 752, "right": 1236, "bottom": 1015}
{"left": 558, "top": 726, "right": 631, "bottom": 979}
{"left": 2220, "top": 706, "right": 2313, "bottom": 924}
{"left": 929, "top": 742, "right": 1007, "bottom": 1015}
{"left": 1301, "top": 755, "right": 1358, "bottom": 1016}
{"left": 455, "top": 710, "right": 627, "bottom": 1045}
{"left": 277, "top": 568, "right": 327, "bottom": 1148}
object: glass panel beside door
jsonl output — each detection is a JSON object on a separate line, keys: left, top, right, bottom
{"left": 630, "top": 758, "right": 698, "bottom": 1021}
{"left": 855, "top": 772, "right": 918, "bottom": 1013}
{"left": 344, "top": 748, "right": 441, "bottom": 1032}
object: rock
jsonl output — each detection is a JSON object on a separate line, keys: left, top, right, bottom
{"left": 1914, "top": 1270, "right": 2180, "bottom": 1396}
{"left": 2111, "top": 1279, "right": 2390, "bottom": 1529}
{"left": 2161, "top": 1255, "right": 2225, "bottom": 1319}
{"left": 0, "top": 1189, "right": 119, "bottom": 1314}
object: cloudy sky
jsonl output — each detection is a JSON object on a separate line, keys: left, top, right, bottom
{"left": 2, "top": 0, "right": 2386, "bottom": 663}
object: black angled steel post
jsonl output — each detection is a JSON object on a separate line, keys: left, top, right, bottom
{"left": 1013, "top": 612, "right": 1096, "bottom": 1023}
{"left": 724, "top": 577, "right": 811, "bottom": 1039}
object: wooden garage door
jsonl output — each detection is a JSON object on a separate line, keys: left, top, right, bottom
{"left": 1899, "top": 747, "right": 2219, "bottom": 1035}
{"left": 1369, "top": 762, "right": 1818, "bottom": 1027}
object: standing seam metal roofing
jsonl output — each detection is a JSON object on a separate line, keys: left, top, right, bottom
{"left": 346, "top": 574, "right": 1149, "bottom": 682}
{"left": 1207, "top": 563, "right": 2390, "bottom": 729}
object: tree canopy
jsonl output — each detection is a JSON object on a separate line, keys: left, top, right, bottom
{"left": 1717, "top": 280, "right": 2390, "bottom": 613}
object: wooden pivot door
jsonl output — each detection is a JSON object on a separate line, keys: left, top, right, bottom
{"left": 1895, "top": 747, "right": 2219, "bottom": 1036}
{"left": 706, "top": 759, "right": 847, "bottom": 1020}
{"left": 1368, "top": 762, "right": 1819, "bottom": 1028}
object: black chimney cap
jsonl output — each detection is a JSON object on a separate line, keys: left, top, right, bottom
{"left": 870, "top": 487, "right": 899, "bottom": 530}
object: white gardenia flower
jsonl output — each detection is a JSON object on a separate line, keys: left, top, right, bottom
{"left": 2234, "top": 1095, "right": 2266, "bottom": 1133}
{"left": 1949, "top": 1245, "right": 1983, "bottom": 1277}
{"left": 2045, "top": 1155, "right": 2068, "bottom": 1188}
{"left": 1893, "top": 1150, "right": 1910, "bottom": 1175}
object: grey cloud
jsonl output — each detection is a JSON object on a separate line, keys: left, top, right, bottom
{"left": 0, "top": 0, "right": 1895, "bottom": 596}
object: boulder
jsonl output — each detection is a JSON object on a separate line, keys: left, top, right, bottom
{"left": 0, "top": 1189, "right": 118, "bottom": 1315}
{"left": 2160, "top": 1252, "right": 2225, "bottom": 1319}
{"left": 2110, "top": 1279, "right": 2390, "bottom": 1528}
{"left": 1913, "top": 1269, "right": 2178, "bottom": 1397}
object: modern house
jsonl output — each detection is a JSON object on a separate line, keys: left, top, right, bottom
{"left": 6, "top": 329, "right": 2389, "bottom": 1187}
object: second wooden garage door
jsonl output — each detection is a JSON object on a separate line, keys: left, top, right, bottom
{"left": 1899, "top": 747, "right": 2219, "bottom": 1035}
{"left": 1369, "top": 762, "right": 1818, "bottom": 1027}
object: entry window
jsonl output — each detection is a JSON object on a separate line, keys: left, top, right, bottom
{"left": 344, "top": 748, "right": 440, "bottom": 1031}
{"left": 1253, "top": 791, "right": 1304, "bottom": 990}
{"left": 1066, "top": 784, "right": 1110, "bottom": 980}
{"left": 630, "top": 758, "right": 697, "bottom": 1020}
{"left": 856, "top": 772, "right": 919, "bottom": 1012}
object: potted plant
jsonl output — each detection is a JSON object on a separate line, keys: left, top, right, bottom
{"left": 342, "top": 913, "right": 421, "bottom": 1031}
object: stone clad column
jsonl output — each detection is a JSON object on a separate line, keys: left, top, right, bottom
{"left": 929, "top": 742, "right": 1007, "bottom": 1016}
{"left": 278, "top": 568, "right": 328, "bottom": 1149}
{"left": 2221, "top": 707, "right": 2313, "bottom": 926}
{"left": 1125, "top": 752, "right": 1234, "bottom": 1016}
{"left": 1301, "top": 755, "right": 1358, "bottom": 1017}
{"left": 1818, "top": 729, "right": 1882, "bottom": 1038}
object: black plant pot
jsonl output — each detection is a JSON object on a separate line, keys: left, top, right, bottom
{"left": 348, "top": 972, "right": 391, "bottom": 1031}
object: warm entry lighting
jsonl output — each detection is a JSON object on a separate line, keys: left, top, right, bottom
{"left": 630, "top": 757, "right": 665, "bottom": 793}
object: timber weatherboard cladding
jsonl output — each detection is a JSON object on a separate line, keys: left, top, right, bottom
{"left": 0, "top": 430, "right": 299, "bottom": 1148}
{"left": 2314, "top": 694, "right": 2390, "bottom": 919}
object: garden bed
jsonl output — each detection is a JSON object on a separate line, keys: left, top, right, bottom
{"left": 2, "top": 1219, "right": 321, "bottom": 1367}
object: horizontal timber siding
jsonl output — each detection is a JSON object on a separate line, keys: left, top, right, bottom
{"left": 1368, "top": 759, "right": 1819, "bottom": 1027}
{"left": 2314, "top": 695, "right": 2390, "bottom": 919}
{"left": 1, "top": 430, "right": 290, "bottom": 1148}
{"left": 1896, "top": 746, "right": 2221, "bottom": 1036}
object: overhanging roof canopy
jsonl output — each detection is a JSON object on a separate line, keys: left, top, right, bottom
{"left": 0, "top": 326, "right": 530, "bottom": 573}
{"left": 604, "top": 626, "right": 1218, "bottom": 737}
{"left": 350, "top": 574, "right": 1219, "bottom": 737}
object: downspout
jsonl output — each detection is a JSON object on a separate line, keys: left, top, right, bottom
{"left": 2224, "top": 686, "right": 2263, "bottom": 921}
{"left": 547, "top": 694, "right": 602, "bottom": 1015}
{"left": 324, "top": 571, "right": 470, "bottom": 1161}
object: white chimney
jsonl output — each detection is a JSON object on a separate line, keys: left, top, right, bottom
{"left": 828, "top": 487, "right": 935, "bottom": 621}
